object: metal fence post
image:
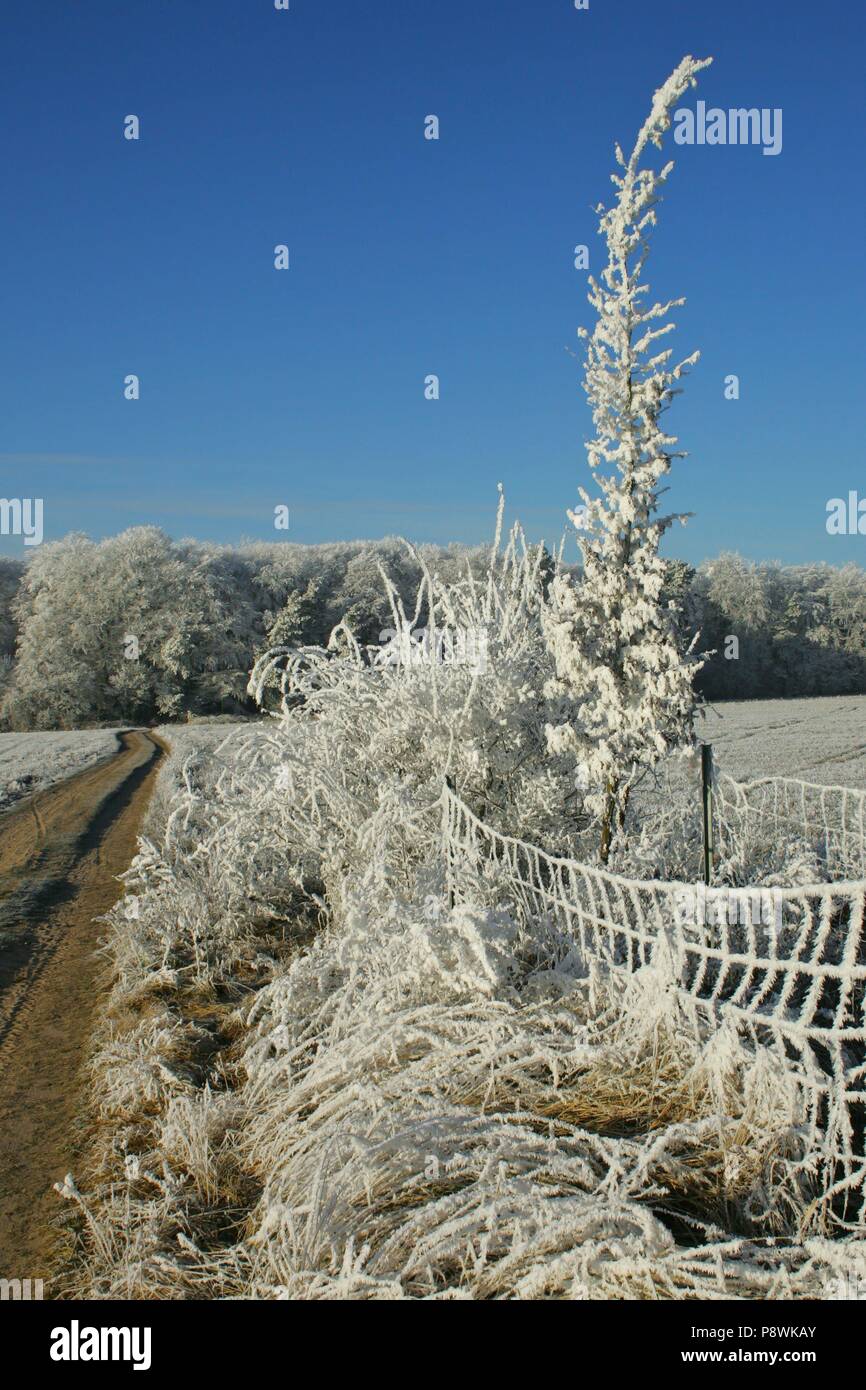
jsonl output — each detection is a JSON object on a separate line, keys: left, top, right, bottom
{"left": 444, "top": 775, "right": 456, "bottom": 909}
{"left": 701, "top": 743, "right": 714, "bottom": 887}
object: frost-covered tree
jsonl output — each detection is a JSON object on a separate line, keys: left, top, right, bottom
{"left": 261, "top": 578, "right": 320, "bottom": 651}
{"left": 2, "top": 528, "right": 256, "bottom": 728}
{"left": 0, "top": 557, "right": 24, "bottom": 659}
{"left": 543, "top": 56, "right": 711, "bottom": 861}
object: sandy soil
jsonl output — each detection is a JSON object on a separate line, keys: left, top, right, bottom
{"left": 0, "top": 730, "right": 165, "bottom": 1291}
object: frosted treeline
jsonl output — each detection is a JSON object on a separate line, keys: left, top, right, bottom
{"left": 1, "top": 538, "right": 865, "bottom": 729}
{"left": 0, "top": 530, "right": 490, "bottom": 729}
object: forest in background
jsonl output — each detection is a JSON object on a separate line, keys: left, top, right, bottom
{"left": 0, "top": 526, "right": 864, "bottom": 730}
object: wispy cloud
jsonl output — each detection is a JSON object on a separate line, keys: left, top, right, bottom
{"left": 0, "top": 453, "right": 137, "bottom": 468}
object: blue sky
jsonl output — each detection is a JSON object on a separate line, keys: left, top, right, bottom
{"left": 1, "top": 0, "right": 864, "bottom": 564}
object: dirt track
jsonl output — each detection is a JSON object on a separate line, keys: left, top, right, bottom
{"left": 0, "top": 730, "right": 165, "bottom": 1290}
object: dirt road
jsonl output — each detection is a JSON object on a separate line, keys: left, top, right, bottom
{"left": 0, "top": 730, "right": 165, "bottom": 1290}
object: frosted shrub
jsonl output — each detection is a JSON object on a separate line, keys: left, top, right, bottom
{"left": 245, "top": 496, "right": 586, "bottom": 924}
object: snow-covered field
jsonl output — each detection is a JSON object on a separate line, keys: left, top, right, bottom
{"left": 0, "top": 729, "right": 121, "bottom": 812}
{"left": 700, "top": 695, "right": 866, "bottom": 787}
{"left": 160, "top": 697, "right": 866, "bottom": 793}
{"left": 155, "top": 719, "right": 263, "bottom": 759}
{"left": 2, "top": 699, "right": 859, "bottom": 818}
{"left": 36, "top": 50, "right": 866, "bottom": 1302}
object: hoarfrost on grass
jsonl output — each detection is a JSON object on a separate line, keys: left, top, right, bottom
{"left": 0, "top": 729, "right": 121, "bottom": 811}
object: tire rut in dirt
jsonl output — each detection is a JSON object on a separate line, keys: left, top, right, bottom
{"left": 0, "top": 731, "right": 166, "bottom": 1288}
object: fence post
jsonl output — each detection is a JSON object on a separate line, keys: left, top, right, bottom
{"left": 701, "top": 743, "right": 714, "bottom": 887}
{"left": 444, "top": 775, "right": 456, "bottom": 909}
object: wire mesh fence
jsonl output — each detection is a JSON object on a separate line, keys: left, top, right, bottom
{"left": 441, "top": 772, "right": 866, "bottom": 1226}
{"left": 715, "top": 771, "right": 866, "bottom": 881}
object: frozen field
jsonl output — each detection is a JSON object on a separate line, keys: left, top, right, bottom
{"left": 699, "top": 695, "right": 866, "bottom": 787}
{"left": 0, "top": 699, "right": 861, "bottom": 818}
{"left": 0, "top": 729, "right": 121, "bottom": 812}
{"left": 164, "top": 698, "right": 866, "bottom": 791}
{"left": 155, "top": 719, "right": 267, "bottom": 760}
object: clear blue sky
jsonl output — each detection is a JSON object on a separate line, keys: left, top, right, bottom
{"left": 1, "top": 0, "right": 863, "bottom": 564}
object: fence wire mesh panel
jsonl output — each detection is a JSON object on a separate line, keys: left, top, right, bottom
{"left": 441, "top": 781, "right": 866, "bottom": 1227}
{"left": 715, "top": 772, "right": 866, "bottom": 881}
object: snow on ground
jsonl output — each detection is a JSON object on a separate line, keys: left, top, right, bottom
{"left": 156, "top": 700, "right": 866, "bottom": 792}
{"left": 1, "top": 697, "right": 860, "bottom": 822}
{"left": 157, "top": 700, "right": 866, "bottom": 792}
{"left": 699, "top": 695, "right": 866, "bottom": 787}
{"left": 155, "top": 718, "right": 268, "bottom": 760}
{"left": 0, "top": 730, "right": 121, "bottom": 812}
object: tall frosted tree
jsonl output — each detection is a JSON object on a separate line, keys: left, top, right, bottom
{"left": 543, "top": 56, "right": 711, "bottom": 861}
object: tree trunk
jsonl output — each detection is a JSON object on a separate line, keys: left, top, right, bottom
{"left": 599, "top": 778, "right": 630, "bottom": 864}
{"left": 599, "top": 776, "right": 619, "bottom": 864}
